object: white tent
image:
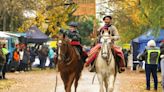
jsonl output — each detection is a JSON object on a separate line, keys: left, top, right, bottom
{"left": 0, "top": 31, "right": 10, "bottom": 38}
{"left": 1, "top": 32, "right": 20, "bottom": 37}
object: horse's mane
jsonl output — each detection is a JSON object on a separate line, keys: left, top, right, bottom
{"left": 58, "top": 39, "right": 78, "bottom": 64}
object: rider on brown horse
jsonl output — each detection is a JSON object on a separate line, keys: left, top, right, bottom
{"left": 59, "top": 22, "right": 87, "bottom": 63}
{"left": 85, "top": 16, "right": 125, "bottom": 73}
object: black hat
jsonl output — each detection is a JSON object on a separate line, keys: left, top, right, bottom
{"left": 68, "top": 22, "right": 78, "bottom": 27}
{"left": 103, "top": 16, "right": 112, "bottom": 20}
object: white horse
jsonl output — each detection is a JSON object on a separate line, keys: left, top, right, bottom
{"left": 95, "top": 30, "right": 117, "bottom": 92}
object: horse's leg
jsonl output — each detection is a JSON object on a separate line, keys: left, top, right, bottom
{"left": 74, "top": 72, "right": 81, "bottom": 92}
{"left": 104, "top": 77, "right": 109, "bottom": 92}
{"left": 97, "top": 73, "right": 104, "bottom": 92}
{"left": 60, "top": 73, "right": 69, "bottom": 91}
{"left": 66, "top": 72, "right": 75, "bottom": 92}
{"left": 108, "top": 74, "right": 115, "bottom": 92}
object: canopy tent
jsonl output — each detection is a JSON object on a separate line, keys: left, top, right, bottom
{"left": 131, "top": 29, "right": 164, "bottom": 61}
{"left": 132, "top": 35, "right": 154, "bottom": 61}
{"left": 22, "top": 26, "right": 49, "bottom": 43}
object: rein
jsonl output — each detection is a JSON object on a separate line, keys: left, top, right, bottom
{"left": 58, "top": 42, "right": 74, "bottom": 65}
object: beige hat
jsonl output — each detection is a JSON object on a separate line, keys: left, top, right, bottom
{"left": 147, "top": 40, "right": 156, "bottom": 47}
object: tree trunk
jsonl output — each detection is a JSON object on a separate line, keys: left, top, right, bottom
{"left": 3, "top": 15, "right": 6, "bottom": 31}
{"left": 9, "top": 17, "right": 14, "bottom": 31}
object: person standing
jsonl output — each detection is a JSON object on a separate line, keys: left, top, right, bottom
{"left": 38, "top": 45, "right": 48, "bottom": 70}
{"left": 22, "top": 47, "right": 30, "bottom": 71}
{"left": 11, "top": 44, "right": 20, "bottom": 72}
{"left": 140, "top": 40, "right": 160, "bottom": 90}
{"left": 0, "top": 43, "right": 6, "bottom": 79}
{"left": 48, "top": 47, "right": 55, "bottom": 69}
{"left": 29, "top": 47, "right": 37, "bottom": 70}
{"left": 2, "top": 44, "right": 9, "bottom": 79}
{"left": 19, "top": 48, "right": 24, "bottom": 72}
{"left": 160, "top": 40, "right": 164, "bottom": 91}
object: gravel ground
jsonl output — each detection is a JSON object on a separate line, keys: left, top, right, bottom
{"left": 0, "top": 68, "right": 162, "bottom": 92}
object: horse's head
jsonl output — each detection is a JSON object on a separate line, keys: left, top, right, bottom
{"left": 57, "top": 38, "right": 70, "bottom": 61}
{"left": 100, "top": 30, "right": 112, "bottom": 59}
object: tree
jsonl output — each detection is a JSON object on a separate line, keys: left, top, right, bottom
{"left": 18, "top": 0, "right": 77, "bottom": 37}
{"left": 100, "top": 0, "right": 164, "bottom": 43}
{"left": 77, "top": 16, "right": 94, "bottom": 45}
{"left": 0, "top": 0, "right": 36, "bottom": 31}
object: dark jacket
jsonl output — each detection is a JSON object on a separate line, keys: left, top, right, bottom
{"left": 22, "top": 50, "right": 30, "bottom": 64}
{"left": 141, "top": 47, "right": 160, "bottom": 64}
{"left": 60, "top": 29, "right": 81, "bottom": 42}
{"left": 30, "top": 49, "right": 37, "bottom": 62}
{"left": 160, "top": 43, "right": 164, "bottom": 55}
{"left": 38, "top": 46, "right": 49, "bottom": 58}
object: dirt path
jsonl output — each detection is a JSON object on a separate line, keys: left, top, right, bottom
{"left": 0, "top": 68, "right": 162, "bottom": 92}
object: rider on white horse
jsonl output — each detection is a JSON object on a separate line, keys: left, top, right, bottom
{"left": 85, "top": 16, "right": 125, "bottom": 72}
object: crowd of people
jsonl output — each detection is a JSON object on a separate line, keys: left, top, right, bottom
{"left": 0, "top": 43, "right": 57, "bottom": 80}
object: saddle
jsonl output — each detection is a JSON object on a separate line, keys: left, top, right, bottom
{"left": 85, "top": 44, "right": 125, "bottom": 68}
{"left": 70, "top": 41, "right": 88, "bottom": 62}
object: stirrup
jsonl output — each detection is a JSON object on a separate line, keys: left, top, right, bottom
{"left": 118, "top": 67, "right": 125, "bottom": 73}
{"left": 89, "top": 65, "right": 96, "bottom": 72}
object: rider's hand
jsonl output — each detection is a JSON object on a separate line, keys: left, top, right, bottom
{"left": 110, "top": 36, "right": 120, "bottom": 41}
{"left": 84, "top": 63, "right": 89, "bottom": 67}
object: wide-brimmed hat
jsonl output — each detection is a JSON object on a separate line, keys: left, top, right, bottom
{"left": 68, "top": 22, "right": 78, "bottom": 27}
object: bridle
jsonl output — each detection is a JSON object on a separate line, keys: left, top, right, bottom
{"left": 100, "top": 30, "right": 113, "bottom": 64}
{"left": 57, "top": 40, "right": 71, "bottom": 64}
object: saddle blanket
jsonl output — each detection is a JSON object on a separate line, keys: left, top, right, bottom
{"left": 86, "top": 44, "right": 125, "bottom": 67}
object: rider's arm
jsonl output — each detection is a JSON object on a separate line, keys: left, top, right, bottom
{"left": 111, "top": 26, "right": 120, "bottom": 41}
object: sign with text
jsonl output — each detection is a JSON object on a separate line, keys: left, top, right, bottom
{"left": 73, "top": 0, "right": 95, "bottom": 16}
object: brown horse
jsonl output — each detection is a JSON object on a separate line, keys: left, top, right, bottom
{"left": 57, "top": 38, "right": 84, "bottom": 92}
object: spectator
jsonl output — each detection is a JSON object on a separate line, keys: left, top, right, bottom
{"left": 48, "top": 47, "right": 55, "bottom": 69}
{"left": 2, "top": 44, "right": 9, "bottom": 79}
{"left": 0, "top": 43, "right": 6, "bottom": 79}
{"left": 19, "top": 48, "right": 24, "bottom": 71}
{"left": 21, "top": 47, "right": 30, "bottom": 72}
{"left": 160, "top": 40, "right": 164, "bottom": 91}
{"left": 29, "top": 47, "right": 37, "bottom": 70}
{"left": 122, "top": 49, "right": 129, "bottom": 67}
{"left": 140, "top": 40, "right": 160, "bottom": 90}
{"left": 10, "top": 44, "right": 20, "bottom": 73}
{"left": 38, "top": 45, "right": 48, "bottom": 70}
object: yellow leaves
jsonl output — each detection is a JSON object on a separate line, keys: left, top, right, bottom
{"left": 36, "top": 12, "right": 46, "bottom": 24}
{"left": 18, "top": 19, "right": 35, "bottom": 32}
{"left": 18, "top": 0, "right": 76, "bottom": 37}
{"left": 130, "top": 9, "right": 142, "bottom": 25}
